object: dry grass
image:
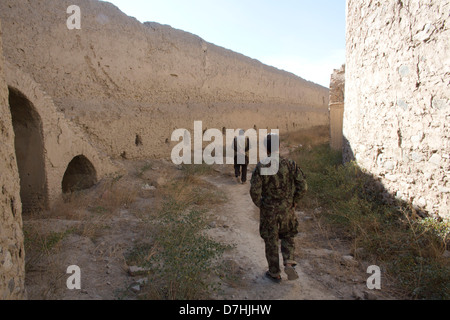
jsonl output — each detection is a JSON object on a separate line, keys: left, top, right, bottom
{"left": 154, "top": 166, "right": 226, "bottom": 212}
{"left": 285, "top": 134, "right": 450, "bottom": 300}
{"left": 122, "top": 160, "right": 233, "bottom": 300}
{"left": 23, "top": 157, "right": 232, "bottom": 300}
{"left": 22, "top": 171, "right": 143, "bottom": 299}
{"left": 22, "top": 220, "right": 76, "bottom": 299}
{"left": 90, "top": 176, "right": 139, "bottom": 212}
{"left": 282, "top": 125, "right": 330, "bottom": 148}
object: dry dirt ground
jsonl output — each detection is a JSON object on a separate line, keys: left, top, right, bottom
{"left": 22, "top": 154, "right": 397, "bottom": 301}
{"left": 204, "top": 168, "right": 395, "bottom": 301}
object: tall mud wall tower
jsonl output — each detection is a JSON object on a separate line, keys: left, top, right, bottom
{"left": 329, "top": 65, "right": 345, "bottom": 151}
{"left": 0, "top": 19, "right": 26, "bottom": 300}
{"left": 0, "top": 0, "right": 329, "bottom": 162}
{"left": 344, "top": 0, "right": 450, "bottom": 218}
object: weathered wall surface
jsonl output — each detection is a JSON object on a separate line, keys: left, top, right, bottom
{"left": 0, "top": 20, "right": 26, "bottom": 300}
{"left": 329, "top": 65, "right": 345, "bottom": 151}
{"left": 5, "top": 61, "right": 119, "bottom": 209}
{"left": 0, "top": 0, "right": 329, "bottom": 160}
{"left": 344, "top": 0, "right": 450, "bottom": 218}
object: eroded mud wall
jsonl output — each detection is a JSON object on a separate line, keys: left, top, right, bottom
{"left": 329, "top": 65, "right": 345, "bottom": 151}
{"left": 0, "top": 19, "right": 26, "bottom": 300}
{"left": 0, "top": 0, "right": 329, "bottom": 160}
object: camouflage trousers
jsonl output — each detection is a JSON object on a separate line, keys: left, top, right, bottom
{"left": 260, "top": 207, "right": 299, "bottom": 277}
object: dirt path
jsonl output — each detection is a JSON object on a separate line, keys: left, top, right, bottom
{"left": 205, "top": 173, "right": 339, "bottom": 300}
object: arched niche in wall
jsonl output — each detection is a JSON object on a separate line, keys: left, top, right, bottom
{"left": 8, "top": 86, "right": 48, "bottom": 213}
{"left": 62, "top": 155, "right": 97, "bottom": 194}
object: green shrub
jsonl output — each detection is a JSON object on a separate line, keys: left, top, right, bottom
{"left": 127, "top": 197, "right": 231, "bottom": 300}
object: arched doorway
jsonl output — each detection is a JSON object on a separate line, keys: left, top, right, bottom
{"left": 62, "top": 155, "right": 97, "bottom": 194}
{"left": 8, "top": 87, "right": 48, "bottom": 213}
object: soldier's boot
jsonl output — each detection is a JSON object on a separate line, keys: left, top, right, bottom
{"left": 281, "top": 238, "right": 299, "bottom": 280}
{"left": 265, "top": 271, "right": 281, "bottom": 283}
{"left": 284, "top": 265, "right": 299, "bottom": 281}
{"left": 264, "top": 238, "right": 282, "bottom": 283}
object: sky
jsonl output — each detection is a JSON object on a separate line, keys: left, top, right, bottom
{"left": 104, "top": 0, "right": 346, "bottom": 88}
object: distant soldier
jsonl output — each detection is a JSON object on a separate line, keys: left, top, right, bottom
{"left": 250, "top": 133, "right": 307, "bottom": 283}
{"left": 232, "top": 129, "right": 250, "bottom": 184}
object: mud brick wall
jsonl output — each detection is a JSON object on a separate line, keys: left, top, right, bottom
{"left": 329, "top": 65, "right": 345, "bottom": 151}
{"left": 0, "top": 19, "right": 26, "bottom": 300}
{"left": 0, "top": 0, "right": 330, "bottom": 161}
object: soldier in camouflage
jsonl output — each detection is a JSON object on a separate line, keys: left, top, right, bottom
{"left": 250, "top": 133, "right": 307, "bottom": 283}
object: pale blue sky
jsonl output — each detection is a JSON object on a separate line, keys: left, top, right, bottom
{"left": 104, "top": 0, "right": 346, "bottom": 87}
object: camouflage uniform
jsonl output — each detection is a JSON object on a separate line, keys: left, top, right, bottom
{"left": 250, "top": 156, "right": 307, "bottom": 278}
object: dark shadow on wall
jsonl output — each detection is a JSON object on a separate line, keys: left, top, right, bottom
{"left": 9, "top": 86, "right": 48, "bottom": 213}
{"left": 342, "top": 136, "right": 355, "bottom": 163}
{"left": 341, "top": 136, "right": 432, "bottom": 219}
